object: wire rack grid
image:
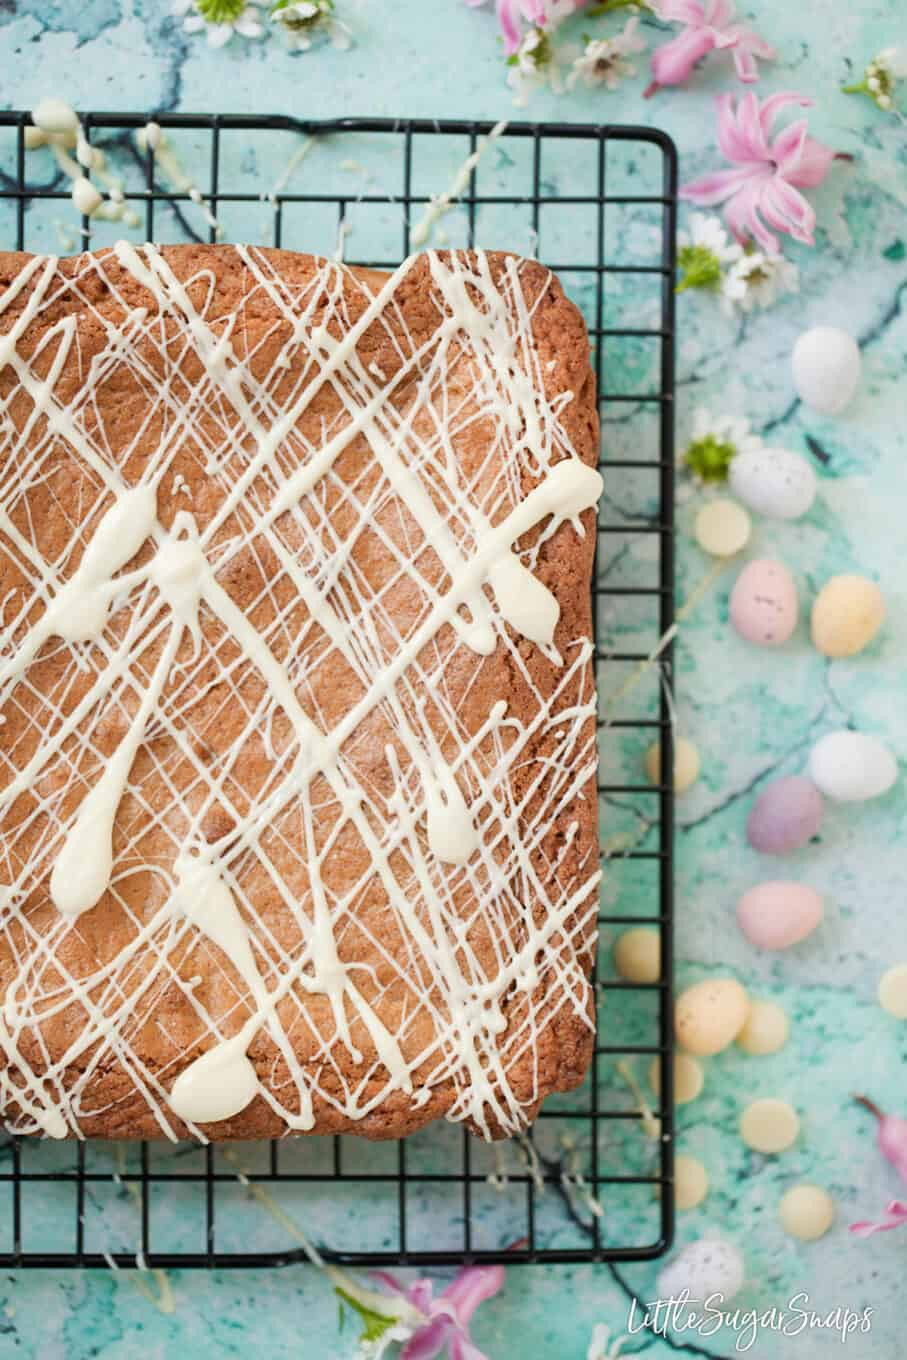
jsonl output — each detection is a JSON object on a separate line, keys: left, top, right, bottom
{"left": 0, "top": 112, "right": 676, "bottom": 1269}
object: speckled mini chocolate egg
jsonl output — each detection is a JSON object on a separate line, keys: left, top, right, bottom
{"left": 675, "top": 978, "right": 750, "bottom": 1056}
{"left": 736, "top": 881, "right": 823, "bottom": 950}
{"left": 729, "top": 446, "right": 817, "bottom": 521}
{"left": 730, "top": 560, "right": 798, "bottom": 646}
{"left": 808, "top": 730, "right": 898, "bottom": 802}
{"left": 746, "top": 776, "right": 824, "bottom": 854}
{"left": 656, "top": 1237, "right": 745, "bottom": 1303}
{"left": 811, "top": 575, "right": 885, "bottom": 658}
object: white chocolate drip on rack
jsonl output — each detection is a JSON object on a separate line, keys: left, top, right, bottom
{"left": 0, "top": 244, "right": 601, "bottom": 1140}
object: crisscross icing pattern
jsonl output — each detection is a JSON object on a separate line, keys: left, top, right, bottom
{"left": 0, "top": 243, "right": 601, "bottom": 1142}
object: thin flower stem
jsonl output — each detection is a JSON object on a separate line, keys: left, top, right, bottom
{"left": 854, "top": 1094, "right": 883, "bottom": 1120}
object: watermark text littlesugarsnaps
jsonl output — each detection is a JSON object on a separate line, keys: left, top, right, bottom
{"left": 627, "top": 1290, "right": 874, "bottom": 1352}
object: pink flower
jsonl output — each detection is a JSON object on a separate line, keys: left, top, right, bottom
{"left": 465, "top": 0, "right": 584, "bottom": 56}
{"left": 854, "top": 1094, "right": 907, "bottom": 1181}
{"left": 849, "top": 1096, "right": 907, "bottom": 1241}
{"left": 679, "top": 92, "right": 837, "bottom": 253}
{"left": 850, "top": 1200, "right": 907, "bottom": 1239}
{"left": 371, "top": 1265, "right": 505, "bottom": 1360}
{"left": 645, "top": 0, "right": 775, "bottom": 96}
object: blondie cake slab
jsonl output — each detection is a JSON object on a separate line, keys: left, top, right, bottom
{"left": 0, "top": 244, "right": 601, "bottom": 1140}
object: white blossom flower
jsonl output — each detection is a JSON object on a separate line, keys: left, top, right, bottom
{"left": 270, "top": 0, "right": 351, "bottom": 51}
{"left": 173, "top": 0, "right": 264, "bottom": 47}
{"left": 352, "top": 1322, "right": 414, "bottom": 1360}
{"left": 721, "top": 250, "right": 799, "bottom": 314}
{"left": 844, "top": 46, "right": 907, "bottom": 113}
{"left": 567, "top": 17, "right": 647, "bottom": 91}
{"left": 682, "top": 407, "right": 763, "bottom": 483}
{"left": 587, "top": 1322, "right": 635, "bottom": 1359}
{"left": 676, "top": 211, "right": 743, "bottom": 292}
{"left": 506, "top": 27, "right": 566, "bottom": 106}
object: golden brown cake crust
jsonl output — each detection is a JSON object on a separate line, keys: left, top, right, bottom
{"left": 0, "top": 244, "right": 599, "bottom": 1141}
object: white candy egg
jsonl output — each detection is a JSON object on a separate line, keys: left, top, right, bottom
{"left": 728, "top": 446, "right": 817, "bottom": 521}
{"left": 792, "top": 326, "right": 861, "bottom": 416}
{"left": 808, "top": 730, "right": 898, "bottom": 802}
{"left": 656, "top": 1237, "right": 745, "bottom": 1304}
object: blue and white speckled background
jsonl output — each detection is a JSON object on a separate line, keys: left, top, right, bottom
{"left": 0, "top": 1, "right": 906, "bottom": 1356}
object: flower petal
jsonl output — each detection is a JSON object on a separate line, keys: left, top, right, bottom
{"left": 850, "top": 1201, "right": 907, "bottom": 1239}
{"left": 679, "top": 164, "right": 756, "bottom": 206}
{"left": 723, "top": 180, "right": 779, "bottom": 251}
{"left": 651, "top": 0, "right": 706, "bottom": 22}
{"left": 758, "top": 91, "right": 813, "bottom": 137}
{"left": 651, "top": 27, "right": 717, "bottom": 88}
{"left": 441, "top": 1265, "right": 506, "bottom": 1324}
{"left": 401, "top": 1318, "right": 451, "bottom": 1360}
{"left": 207, "top": 22, "right": 235, "bottom": 47}
{"left": 769, "top": 117, "right": 809, "bottom": 173}
{"left": 369, "top": 1270, "right": 407, "bottom": 1297}
{"left": 449, "top": 1334, "right": 489, "bottom": 1360}
{"left": 735, "top": 90, "right": 772, "bottom": 161}
{"left": 496, "top": 0, "right": 523, "bottom": 54}
{"left": 784, "top": 134, "right": 836, "bottom": 189}
{"left": 705, "top": 0, "right": 736, "bottom": 27}
{"left": 763, "top": 175, "right": 816, "bottom": 244}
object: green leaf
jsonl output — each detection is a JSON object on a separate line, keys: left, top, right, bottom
{"left": 683, "top": 434, "right": 737, "bottom": 483}
{"left": 334, "top": 1287, "right": 400, "bottom": 1344}
{"left": 676, "top": 243, "right": 723, "bottom": 294}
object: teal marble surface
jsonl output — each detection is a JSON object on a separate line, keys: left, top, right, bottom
{"left": 0, "top": 1, "right": 906, "bottom": 1357}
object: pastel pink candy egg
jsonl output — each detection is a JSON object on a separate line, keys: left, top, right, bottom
{"left": 746, "top": 776, "right": 824, "bottom": 855}
{"left": 737, "top": 881, "right": 824, "bottom": 950}
{"left": 730, "top": 559, "right": 799, "bottom": 646}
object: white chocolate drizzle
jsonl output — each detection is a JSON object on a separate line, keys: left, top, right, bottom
{"left": 28, "top": 99, "right": 141, "bottom": 231}
{"left": 0, "top": 244, "right": 601, "bottom": 1140}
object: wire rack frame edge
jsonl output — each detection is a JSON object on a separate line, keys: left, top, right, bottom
{"left": 0, "top": 112, "right": 676, "bottom": 1269}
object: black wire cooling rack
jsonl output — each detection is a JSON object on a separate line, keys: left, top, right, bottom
{"left": 0, "top": 113, "right": 676, "bottom": 1269}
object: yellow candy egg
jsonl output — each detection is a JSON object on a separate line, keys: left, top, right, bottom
{"left": 811, "top": 575, "right": 884, "bottom": 658}
{"left": 614, "top": 927, "right": 660, "bottom": 984}
{"left": 878, "top": 963, "right": 907, "bottom": 1019}
{"left": 675, "top": 1154, "right": 709, "bottom": 1210}
{"left": 645, "top": 737, "right": 701, "bottom": 794}
{"left": 675, "top": 978, "right": 750, "bottom": 1056}
{"left": 736, "top": 999, "right": 790, "bottom": 1055}
{"left": 649, "top": 1053, "right": 705, "bottom": 1105}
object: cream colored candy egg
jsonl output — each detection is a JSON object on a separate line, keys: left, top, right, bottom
{"left": 779, "top": 1185, "right": 835, "bottom": 1241}
{"left": 675, "top": 1154, "right": 709, "bottom": 1210}
{"left": 649, "top": 1053, "right": 705, "bottom": 1105}
{"left": 878, "top": 963, "right": 907, "bottom": 1019}
{"left": 613, "top": 927, "right": 660, "bottom": 984}
{"left": 645, "top": 736, "right": 700, "bottom": 794}
{"left": 694, "top": 498, "right": 751, "bottom": 557}
{"left": 736, "top": 1000, "right": 790, "bottom": 1055}
{"left": 740, "top": 1098, "right": 800, "bottom": 1153}
{"left": 811, "top": 575, "right": 885, "bottom": 658}
{"left": 675, "top": 979, "right": 749, "bottom": 1056}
